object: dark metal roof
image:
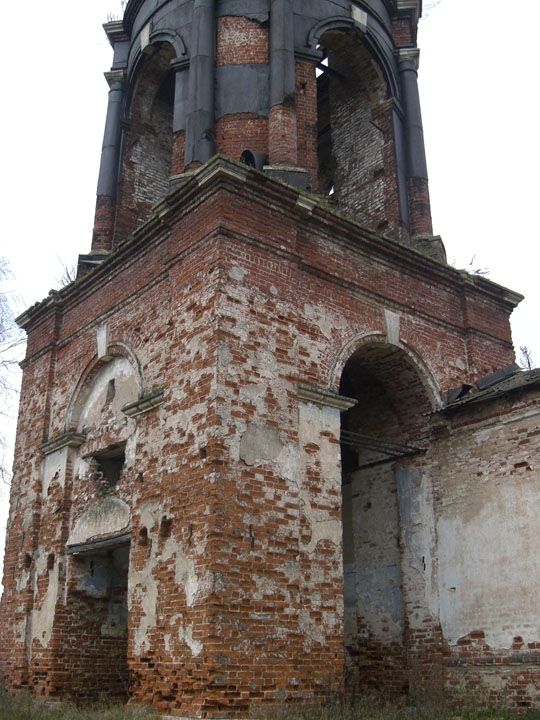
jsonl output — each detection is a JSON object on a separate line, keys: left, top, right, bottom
{"left": 444, "top": 368, "right": 540, "bottom": 411}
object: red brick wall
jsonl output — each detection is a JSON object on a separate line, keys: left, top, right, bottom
{"left": 0, "top": 164, "right": 527, "bottom": 714}
{"left": 216, "top": 16, "right": 268, "bottom": 66}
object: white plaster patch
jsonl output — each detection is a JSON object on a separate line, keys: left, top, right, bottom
{"left": 16, "top": 567, "right": 31, "bottom": 594}
{"left": 254, "top": 348, "right": 278, "bottom": 379}
{"left": 30, "top": 554, "right": 59, "bottom": 648}
{"left": 275, "top": 443, "right": 299, "bottom": 483}
{"left": 282, "top": 560, "right": 301, "bottom": 582}
{"left": 240, "top": 423, "right": 283, "bottom": 466}
{"left": 164, "top": 633, "right": 172, "bottom": 653}
{"left": 352, "top": 5, "right": 368, "bottom": 31}
{"left": 130, "top": 507, "right": 205, "bottom": 655}
{"left": 97, "top": 324, "right": 109, "bottom": 359}
{"left": 76, "top": 357, "right": 139, "bottom": 432}
{"left": 217, "top": 341, "right": 231, "bottom": 368}
{"left": 41, "top": 448, "right": 68, "bottom": 497}
{"left": 396, "top": 468, "right": 438, "bottom": 626}
{"left": 299, "top": 491, "right": 341, "bottom": 553}
{"left": 298, "top": 609, "right": 325, "bottom": 650}
{"left": 14, "top": 617, "right": 27, "bottom": 643}
{"left": 179, "top": 623, "right": 203, "bottom": 656}
{"left": 384, "top": 309, "right": 400, "bottom": 346}
{"left": 165, "top": 537, "right": 199, "bottom": 607}
{"left": 229, "top": 265, "right": 248, "bottom": 282}
{"left": 125, "top": 427, "right": 139, "bottom": 467}
{"left": 253, "top": 574, "right": 280, "bottom": 601}
{"left": 303, "top": 303, "right": 347, "bottom": 340}
{"left": 297, "top": 401, "right": 342, "bottom": 553}
{"left": 141, "top": 23, "right": 151, "bottom": 51}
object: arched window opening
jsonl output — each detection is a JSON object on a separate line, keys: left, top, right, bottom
{"left": 115, "top": 42, "right": 176, "bottom": 240}
{"left": 316, "top": 50, "right": 336, "bottom": 197}
{"left": 316, "top": 30, "right": 394, "bottom": 230}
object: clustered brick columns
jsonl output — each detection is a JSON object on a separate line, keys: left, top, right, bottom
{"left": 90, "top": 1, "right": 437, "bottom": 254}
{"left": 398, "top": 49, "right": 434, "bottom": 238}
{"left": 92, "top": 70, "right": 126, "bottom": 252}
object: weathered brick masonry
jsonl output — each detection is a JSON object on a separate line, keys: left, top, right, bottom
{"left": 1, "top": 0, "right": 539, "bottom": 716}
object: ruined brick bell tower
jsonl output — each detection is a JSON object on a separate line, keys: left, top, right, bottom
{"left": 3, "top": 0, "right": 539, "bottom": 716}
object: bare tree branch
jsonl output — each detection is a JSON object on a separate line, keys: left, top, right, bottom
{"left": 519, "top": 345, "right": 535, "bottom": 371}
{"left": 0, "top": 258, "right": 25, "bottom": 484}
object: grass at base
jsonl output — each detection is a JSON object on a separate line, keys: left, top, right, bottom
{"left": 256, "top": 696, "right": 523, "bottom": 720}
{"left": 1, "top": 692, "right": 537, "bottom": 720}
{"left": 0, "top": 692, "right": 158, "bottom": 720}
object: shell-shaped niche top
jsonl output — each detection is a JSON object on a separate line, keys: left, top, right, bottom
{"left": 68, "top": 496, "right": 131, "bottom": 547}
{"left": 71, "top": 356, "right": 140, "bottom": 434}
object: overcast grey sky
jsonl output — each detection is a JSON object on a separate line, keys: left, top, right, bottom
{"left": 1, "top": 0, "right": 539, "bottom": 578}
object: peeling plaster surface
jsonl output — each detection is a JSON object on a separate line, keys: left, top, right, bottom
{"left": 69, "top": 496, "right": 131, "bottom": 545}
{"left": 344, "top": 464, "right": 403, "bottom": 642}
{"left": 30, "top": 553, "right": 59, "bottom": 648}
{"left": 129, "top": 504, "right": 205, "bottom": 654}
{"left": 396, "top": 467, "right": 438, "bottom": 626}
{"left": 76, "top": 357, "right": 139, "bottom": 431}
{"left": 299, "top": 489, "right": 341, "bottom": 554}
{"left": 41, "top": 448, "right": 68, "bottom": 497}
{"left": 298, "top": 402, "right": 342, "bottom": 554}
{"left": 438, "top": 476, "right": 540, "bottom": 649}
{"left": 303, "top": 303, "right": 347, "bottom": 340}
{"left": 239, "top": 423, "right": 283, "bottom": 466}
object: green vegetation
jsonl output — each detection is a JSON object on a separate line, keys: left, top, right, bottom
{"left": 1, "top": 692, "right": 537, "bottom": 720}
{"left": 0, "top": 692, "right": 158, "bottom": 720}
{"left": 258, "top": 696, "right": 519, "bottom": 720}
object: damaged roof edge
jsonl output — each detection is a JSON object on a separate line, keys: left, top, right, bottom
{"left": 444, "top": 367, "right": 540, "bottom": 412}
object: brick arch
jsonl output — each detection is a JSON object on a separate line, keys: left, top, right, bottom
{"left": 127, "top": 30, "right": 187, "bottom": 84}
{"left": 64, "top": 342, "right": 144, "bottom": 433}
{"left": 306, "top": 16, "right": 399, "bottom": 99}
{"left": 115, "top": 41, "right": 177, "bottom": 240}
{"left": 329, "top": 332, "right": 443, "bottom": 410}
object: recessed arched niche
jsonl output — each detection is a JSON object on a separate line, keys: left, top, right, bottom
{"left": 67, "top": 351, "right": 142, "bottom": 436}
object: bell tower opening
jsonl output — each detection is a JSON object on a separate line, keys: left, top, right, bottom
{"left": 115, "top": 42, "right": 176, "bottom": 241}
{"left": 339, "top": 342, "right": 434, "bottom": 696}
{"left": 316, "top": 30, "right": 401, "bottom": 238}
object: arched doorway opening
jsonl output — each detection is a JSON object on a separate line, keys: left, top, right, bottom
{"left": 339, "top": 341, "right": 436, "bottom": 696}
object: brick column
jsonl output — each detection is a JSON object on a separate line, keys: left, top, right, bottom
{"left": 92, "top": 70, "right": 126, "bottom": 252}
{"left": 398, "top": 50, "right": 433, "bottom": 237}
{"left": 184, "top": 0, "right": 216, "bottom": 169}
{"left": 171, "top": 59, "right": 189, "bottom": 175}
{"left": 269, "top": 0, "right": 297, "bottom": 166}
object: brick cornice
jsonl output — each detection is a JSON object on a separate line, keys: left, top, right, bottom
{"left": 17, "top": 156, "right": 523, "bottom": 342}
